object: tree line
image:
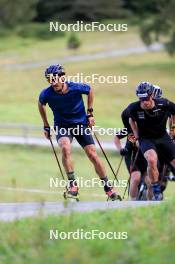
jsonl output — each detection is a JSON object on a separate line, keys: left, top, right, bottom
{"left": 0, "top": 0, "right": 174, "bottom": 54}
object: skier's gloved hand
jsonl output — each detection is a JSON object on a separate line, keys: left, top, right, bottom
{"left": 87, "top": 114, "right": 95, "bottom": 128}
{"left": 44, "top": 126, "right": 51, "bottom": 139}
{"left": 120, "top": 148, "right": 128, "bottom": 156}
{"left": 127, "top": 134, "right": 136, "bottom": 144}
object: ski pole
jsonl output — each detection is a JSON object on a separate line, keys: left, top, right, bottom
{"left": 49, "top": 138, "right": 80, "bottom": 201}
{"left": 112, "top": 156, "right": 123, "bottom": 186}
{"left": 115, "top": 156, "right": 123, "bottom": 179}
{"left": 106, "top": 156, "right": 124, "bottom": 202}
{"left": 49, "top": 137, "right": 65, "bottom": 181}
{"left": 94, "top": 132, "right": 119, "bottom": 183}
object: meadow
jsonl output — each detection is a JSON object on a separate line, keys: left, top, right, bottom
{"left": 0, "top": 200, "right": 174, "bottom": 264}
{"left": 0, "top": 143, "right": 175, "bottom": 202}
{"left": 0, "top": 22, "right": 175, "bottom": 264}
{"left": 0, "top": 25, "right": 175, "bottom": 202}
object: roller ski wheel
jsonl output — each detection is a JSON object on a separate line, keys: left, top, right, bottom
{"left": 152, "top": 183, "right": 163, "bottom": 201}
{"left": 137, "top": 183, "right": 147, "bottom": 201}
{"left": 152, "top": 192, "right": 163, "bottom": 201}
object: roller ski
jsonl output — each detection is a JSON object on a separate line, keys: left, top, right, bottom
{"left": 63, "top": 183, "right": 80, "bottom": 202}
{"left": 106, "top": 188, "right": 122, "bottom": 201}
{"left": 152, "top": 183, "right": 163, "bottom": 201}
{"left": 137, "top": 182, "right": 147, "bottom": 201}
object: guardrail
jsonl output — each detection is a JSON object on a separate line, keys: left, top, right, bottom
{"left": 0, "top": 123, "right": 118, "bottom": 150}
{"left": 0, "top": 123, "right": 41, "bottom": 136}
{"left": 0, "top": 123, "right": 42, "bottom": 144}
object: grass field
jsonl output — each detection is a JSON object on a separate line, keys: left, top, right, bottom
{"left": 0, "top": 23, "right": 175, "bottom": 128}
{"left": 0, "top": 51, "right": 175, "bottom": 128}
{"left": 0, "top": 25, "right": 175, "bottom": 202}
{"left": 0, "top": 16, "right": 175, "bottom": 264}
{"left": 0, "top": 20, "right": 175, "bottom": 264}
{"left": 0, "top": 23, "right": 140, "bottom": 64}
{"left": 0, "top": 144, "right": 175, "bottom": 203}
{"left": 0, "top": 144, "right": 127, "bottom": 202}
{"left": 0, "top": 200, "right": 175, "bottom": 263}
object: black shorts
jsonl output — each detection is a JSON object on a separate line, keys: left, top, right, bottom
{"left": 139, "top": 133, "right": 175, "bottom": 163}
{"left": 55, "top": 124, "right": 95, "bottom": 148}
{"left": 125, "top": 149, "right": 147, "bottom": 174}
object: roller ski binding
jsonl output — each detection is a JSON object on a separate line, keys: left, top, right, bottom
{"left": 106, "top": 188, "right": 122, "bottom": 201}
{"left": 63, "top": 182, "right": 80, "bottom": 202}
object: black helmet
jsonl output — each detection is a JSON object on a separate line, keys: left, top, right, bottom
{"left": 136, "top": 81, "right": 154, "bottom": 99}
{"left": 153, "top": 85, "right": 162, "bottom": 99}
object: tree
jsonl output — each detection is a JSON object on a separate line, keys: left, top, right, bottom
{"left": 123, "top": 0, "right": 158, "bottom": 16}
{"left": 0, "top": 0, "right": 39, "bottom": 28}
{"left": 131, "top": 0, "right": 175, "bottom": 55}
{"left": 35, "top": 0, "right": 126, "bottom": 22}
{"left": 67, "top": 33, "right": 81, "bottom": 49}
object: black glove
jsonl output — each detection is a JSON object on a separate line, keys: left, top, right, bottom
{"left": 120, "top": 148, "right": 128, "bottom": 156}
{"left": 44, "top": 126, "right": 51, "bottom": 138}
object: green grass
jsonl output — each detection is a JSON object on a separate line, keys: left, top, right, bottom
{"left": 0, "top": 23, "right": 141, "bottom": 64}
{"left": 0, "top": 24, "right": 175, "bottom": 263}
{"left": 0, "top": 144, "right": 127, "bottom": 202}
{"left": 0, "top": 24, "right": 174, "bottom": 128}
{"left": 0, "top": 21, "right": 175, "bottom": 264}
{"left": 0, "top": 22, "right": 175, "bottom": 128}
{"left": 0, "top": 200, "right": 175, "bottom": 263}
{"left": 0, "top": 51, "right": 175, "bottom": 128}
{"left": 0, "top": 144, "right": 175, "bottom": 202}
{"left": 0, "top": 24, "right": 175, "bottom": 201}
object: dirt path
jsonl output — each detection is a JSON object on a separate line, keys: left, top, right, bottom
{"left": 3, "top": 43, "right": 163, "bottom": 70}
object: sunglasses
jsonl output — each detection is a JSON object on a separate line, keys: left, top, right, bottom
{"left": 46, "top": 73, "right": 59, "bottom": 79}
{"left": 139, "top": 96, "right": 150, "bottom": 102}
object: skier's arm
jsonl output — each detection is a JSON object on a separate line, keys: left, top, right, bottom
{"left": 170, "top": 115, "right": 175, "bottom": 139}
{"left": 167, "top": 99, "right": 175, "bottom": 138}
{"left": 167, "top": 100, "right": 175, "bottom": 115}
{"left": 87, "top": 87, "right": 95, "bottom": 127}
{"left": 38, "top": 101, "right": 50, "bottom": 127}
{"left": 87, "top": 86, "right": 94, "bottom": 111}
{"left": 38, "top": 101, "right": 50, "bottom": 139}
{"left": 129, "top": 118, "right": 139, "bottom": 140}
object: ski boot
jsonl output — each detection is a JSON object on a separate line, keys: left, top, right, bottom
{"left": 152, "top": 183, "right": 163, "bottom": 201}
{"left": 106, "top": 188, "right": 122, "bottom": 201}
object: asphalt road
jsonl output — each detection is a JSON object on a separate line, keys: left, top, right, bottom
{"left": 0, "top": 201, "right": 161, "bottom": 222}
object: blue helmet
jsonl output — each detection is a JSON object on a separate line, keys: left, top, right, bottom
{"left": 136, "top": 81, "right": 154, "bottom": 99}
{"left": 45, "top": 64, "right": 65, "bottom": 78}
{"left": 153, "top": 85, "right": 162, "bottom": 99}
